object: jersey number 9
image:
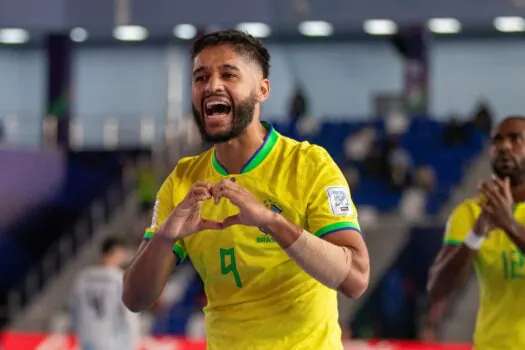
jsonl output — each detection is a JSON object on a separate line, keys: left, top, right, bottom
{"left": 220, "top": 248, "right": 243, "bottom": 288}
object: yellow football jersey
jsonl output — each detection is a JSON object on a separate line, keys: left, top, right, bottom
{"left": 444, "top": 198, "right": 525, "bottom": 350}
{"left": 145, "top": 122, "right": 361, "bottom": 349}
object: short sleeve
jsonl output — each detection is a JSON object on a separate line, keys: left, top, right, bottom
{"left": 443, "top": 201, "right": 476, "bottom": 245}
{"left": 305, "top": 147, "right": 361, "bottom": 238}
{"left": 143, "top": 173, "right": 187, "bottom": 264}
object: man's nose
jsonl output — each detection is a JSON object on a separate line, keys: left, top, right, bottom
{"left": 204, "top": 75, "right": 224, "bottom": 95}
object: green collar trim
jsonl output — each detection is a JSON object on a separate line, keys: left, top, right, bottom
{"left": 212, "top": 122, "right": 279, "bottom": 175}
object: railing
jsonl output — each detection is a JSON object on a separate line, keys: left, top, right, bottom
{"left": 5, "top": 177, "right": 129, "bottom": 319}
{"left": 0, "top": 113, "right": 191, "bottom": 150}
{"left": 3, "top": 118, "right": 203, "bottom": 325}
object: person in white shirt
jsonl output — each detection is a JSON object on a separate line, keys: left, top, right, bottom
{"left": 71, "top": 237, "right": 140, "bottom": 350}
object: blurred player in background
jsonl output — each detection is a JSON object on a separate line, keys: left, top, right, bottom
{"left": 123, "top": 29, "right": 370, "bottom": 350}
{"left": 72, "top": 237, "right": 140, "bottom": 350}
{"left": 428, "top": 116, "right": 525, "bottom": 349}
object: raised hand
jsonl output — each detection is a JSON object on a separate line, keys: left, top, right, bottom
{"left": 211, "top": 179, "right": 275, "bottom": 229}
{"left": 478, "top": 176, "right": 515, "bottom": 231}
{"left": 157, "top": 181, "right": 223, "bottom": 240}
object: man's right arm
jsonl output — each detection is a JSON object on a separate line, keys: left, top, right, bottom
{"left": 427, "top": 202, "right": 486, "bottom": 301}
{"left": 122, "top": 235, "right": 178, "bottom": 312}
{"left": 123, "top": 175, "right": 182, "bottom": 313}
{"left": 427, "top": 244, "right": 476, "bottom": 301}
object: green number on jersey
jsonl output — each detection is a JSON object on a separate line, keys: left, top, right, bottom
{"left": 220, "top": 248, "right": 242, "bottom": 288}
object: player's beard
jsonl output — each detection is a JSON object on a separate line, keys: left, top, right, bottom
{"left": 491, "top": 153, "right": 525, "bottom": 186}
{"left": 192, "top": 92, "right": 257, "bottom": 144}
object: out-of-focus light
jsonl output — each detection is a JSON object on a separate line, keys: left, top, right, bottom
{"left": 174, "top": 24, "right": 197, "bottom": 40}
{"left": 113, "top": 25, "right": 148, "bottom": 41}
{"left": 0, "top": 28, "right": 29, "bottom": 44}
{"left": 298, "top": 21, "right": 333, "bottom": 37}
{"left": 428, "top": 18, "right": 461, "bottom": 34}
{"left": 494, "top": 16, "right": 525, "bottom": 32}
{"left": 70, "top": 27, "right": 88, "bottom": 42}
{"left": 363, "top": 19, "right": 397, "bottom": 35}
{"left": 236, "top": 22, "right": 271, "bottom": 38}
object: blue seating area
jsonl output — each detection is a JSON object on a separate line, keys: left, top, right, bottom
{"left": 0, "top": 151, "right": 124, "bottom": 307}
{"left": 272, "top": 118, "right": 487, "bottom": 214}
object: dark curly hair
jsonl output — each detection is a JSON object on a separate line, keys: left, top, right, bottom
{"left": 190, "top": 29, "right": 271, "bottom": 79}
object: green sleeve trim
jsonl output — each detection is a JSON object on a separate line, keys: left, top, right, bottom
{"left": 444, "top": 239, "right": 463, "bottom": 246}
{"left": 173, "top": 243, "right": 187, "bottom": 265}
{"left": 143, "top": 230, "right": 154, "bottom": 240}
{"left": 314, "top": 221, "right": 362, "bottom": 238}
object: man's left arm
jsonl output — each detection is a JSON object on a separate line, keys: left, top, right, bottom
{"left": 265, "top": 149, "right": 369, "bottom": 299}
{"left": 264, "top": 214, "right": 369, "bottom": 299}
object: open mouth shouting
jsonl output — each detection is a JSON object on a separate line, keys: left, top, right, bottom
{"left": 203, "top": 97, "right": 233, "bottom": 128}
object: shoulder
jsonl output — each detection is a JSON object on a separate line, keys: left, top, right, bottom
{"left": 164, "top": 148, "right": 213, "bottom": 184}
{"left": 450, "top": 197, "right": 481, "bottom": 218}
{"left": 279, "top": 135, "right": 336, "bottom": 171}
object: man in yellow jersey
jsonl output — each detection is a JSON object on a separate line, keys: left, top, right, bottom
{"left": 428, "top": 116, "right": 525, "bottom": 350}
{"left": 122, "top": 30, "right": 370, "bottom": 349}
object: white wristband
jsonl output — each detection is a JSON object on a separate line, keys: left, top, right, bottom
{"left": 463, "top": 230, "right": 485, "bottom": 251}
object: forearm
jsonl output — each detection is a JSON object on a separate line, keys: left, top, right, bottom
{"left": 122, "top": 235, "right": 177, "bottom": 312}
{"left": 502, "top": 220, "right": 525, "bottom": 254}
{"left": 427, "top": 245, "right": 475, "bottom": 301}
{"left": 264, "top": 214, "right": 368, "bottom": 298}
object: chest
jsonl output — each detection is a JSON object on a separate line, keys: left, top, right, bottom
{"left": 174, "top": 174, "right": 308, "bottom": 288}
{"left": 478, "top": 230, "right": 525, "bottom": 283}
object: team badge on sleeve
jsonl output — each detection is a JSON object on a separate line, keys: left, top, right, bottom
{"left": 326, "top": 186, "right": 354, "bottom": 216}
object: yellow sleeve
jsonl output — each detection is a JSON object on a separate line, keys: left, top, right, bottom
{"left": 443, "top": 200, "right": 477, "bottom": 246}
{"left": 143, "top": 173, "right": 187, "bottom": 264}
{"left": 305, "top": 147, "right": 361, "bottom": 238}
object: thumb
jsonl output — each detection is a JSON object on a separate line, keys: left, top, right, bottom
{"left": 221, "top": 214, "right": 242, "bottom": 229}
{"left": 198, "top": 219, "right": 223, "bottom": 231}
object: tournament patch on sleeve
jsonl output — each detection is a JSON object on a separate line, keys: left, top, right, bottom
{"left": 325, "top": 186, "right": 354, "bottom": 217}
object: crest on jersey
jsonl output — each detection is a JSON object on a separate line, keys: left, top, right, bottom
{"left": 326, "top": 186, "right": 353, "bottom": 217}
{"left": 258, "top": 199, "right": 282, "bottom": 237}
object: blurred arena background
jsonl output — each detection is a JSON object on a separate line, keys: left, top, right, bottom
{"left": 0, "top": 0, "right": 521, "bottom": 348}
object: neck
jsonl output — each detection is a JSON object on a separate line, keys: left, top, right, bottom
{"left": 512, "top": 183, "right": 525, "bottom": 203}
{"left": 214, "top": 120, "right": 267, "bottom": 174}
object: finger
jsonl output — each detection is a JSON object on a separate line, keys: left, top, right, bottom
{"left": 479, "top": 181, "right": 505, "bottom": 204}
{"left": 490, "top": 175, "right": 507, "bottom": 195}
{"left": 187, "top": 187, "right": 212, "bottom": 205}
{"left": 479, "top": 202, "right": 496, "bottom": 218}
{"left": 193, "top": 181, "right": 213, "bottom": 191}
{"left": 504, "top": 177, "right": 513, "bottom": 198}
{"left": 198, "top": 219, "right": 224, "bottom": 231}
{"left": 221, "top": 214, "right": 242, "bottom": 229}
{"left": 214, "top": 187, "right": 243, "bottom": 206}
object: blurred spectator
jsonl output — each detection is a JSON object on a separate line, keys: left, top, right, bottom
{"left": 443, "top": 116, "right": 468, "bottom": 146}
{"left": 363, "top": 141, "right": 386, "bottom": 179}
{"left": 385, "top": 135, "right": 413, "bottom": 190}
{"left": 385, "top": 111, "right": 410, "bottom": 136}
{"left": 288, "top": 86, "right": 308, "bottom": 124}
{"left": 470, "top": 100, "right": 493, "bottom": 135}
{"left": 399, "top": 166, "right": 436, "bottom": 223}
{"left": 296, "top": 116, "right": 321, "bottom": 137}
{"left": 343, "top": 126, "right": 376, "bottom": 162}
{"left": 343, "top": 167, "right": 360, "bottom": 189}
